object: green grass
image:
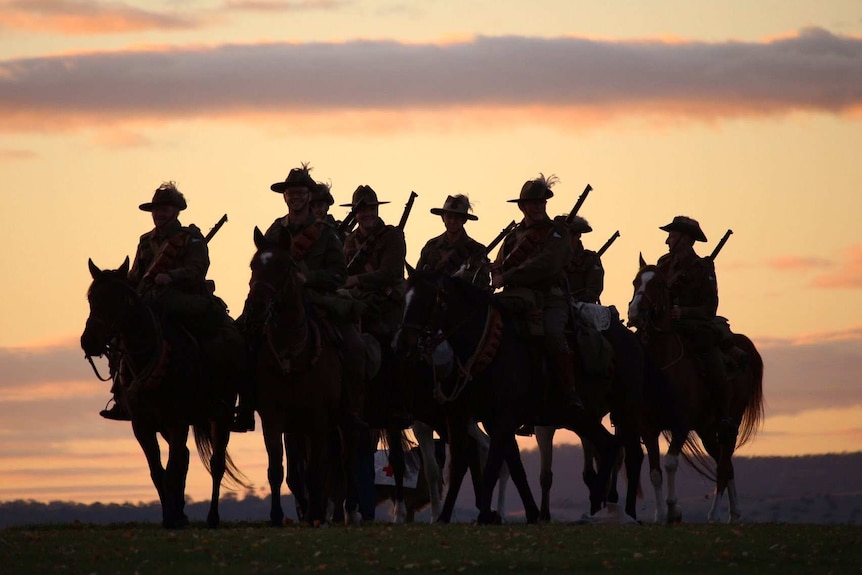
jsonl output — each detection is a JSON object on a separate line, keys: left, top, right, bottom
{"left": 2, "top": 522, "right": 861, "bottom": 574}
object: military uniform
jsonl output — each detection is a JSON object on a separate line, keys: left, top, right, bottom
{"left": 417, "top": 232, "right": 489, "bottom": 287}
{"left": 264, "top": 212, "right": 347, "bottom": 292}
{"left": 658, "top": 215, "right": 734, "bottom": 441}
{"left": 493, "top": 175, "right": 582, "bottom": 412}
{"left": 565, "top": 249, "right": 604, "bottom": 304}
{"left": 344, "top": 218, "right": 407, "bottom": 338}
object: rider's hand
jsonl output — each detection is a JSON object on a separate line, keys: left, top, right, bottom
{"left": 491, "top": 272, "right": 504, "bottom": 289}
{"left": 345, "top": 275, "right": 359, "bottom": 288}
{"left": 154, "top": 273, "right": 172, "bottom": 286}
{"left": 671, "top": 305, "right": 682, "bottom": 320}
{"left": 296, "top": 272, "right": 307, "bottom": 285}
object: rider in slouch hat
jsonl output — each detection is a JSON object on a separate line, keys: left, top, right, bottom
{"left": 417, "top": 194, "right": 489, "bottom": 287}
{"left": 100, "top": 181, "right": 214, "bottom": 421}
{"left": 342, "top": 184, "right": 410, "bottom": 428}
{"left": 492, "top": 173, "right": 584, "bottom": 413}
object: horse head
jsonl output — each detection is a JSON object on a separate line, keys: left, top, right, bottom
{"left": 247, "top": 226, "right": 301, "bottom": 306}
{"left": 81, "top": 257, "right": 135, "bottom": 357}
{"left": 627, "top": 253, "right": 671, "bottom": 331}
{"left": 395, "top": 266, "right": 440, "bottom": 358}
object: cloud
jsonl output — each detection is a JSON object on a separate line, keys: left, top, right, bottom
{"left": 224, "top": 0, "right": 349, "bottom": 12}
{"left": 812, "top": 245, "right": 862, "bottom": 289}
{"left": 1, "top": 27, "right": 861, "bottom": 133}
{"left": 0, "top": 0, "right": 205, "bottom": 35}
{"left": 0, "top": 148, "right": 37, "bottom": 160}
{"left": 765, "top": 256, "right": 833, "bottom": 271}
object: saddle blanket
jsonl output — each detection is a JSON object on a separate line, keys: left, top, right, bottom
{"left": 374, "top": 449, "right": 420, "bottom": 489}
{"left": 573, "top": 302, "right": 613, "bottom": 332}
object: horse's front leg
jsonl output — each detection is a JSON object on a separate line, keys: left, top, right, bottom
{"left": 643, "top": 433, "right": 666, "bottom": 523}
{"left": 619, "top": 428, "right": 644, "bottom": 522}
{"left": 500, "top": 430, "right": 539, "bottom": 524}
{"left": 163, "top": 426, "right": 191, "bottom": 529}
{"left": 261, "top": 417, "right": 287, "bottom": 526}
{"left": 438, "top": 416, "right": 470, "bottom": 523}
{"left": 386, "top": 427, "right": 407, "bottom": 524}
{"left": 412, "top": 421, "right": 442, "bottom": 523}
{"left": 132, "top": 422, "right": 167, "bottom": 516}
{"left": 535, "top": 426, "right": 556, "bottom": 522}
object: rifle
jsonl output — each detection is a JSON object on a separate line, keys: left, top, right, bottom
{"left": 204, "top": 214, "right": 228, "bottom": 244}
{"left": 485, "top": 220, "right": 517, "bottom": 256}
{"left": 398, "top": 191, "right": 419, "bottom": 231}
{"left": 565, "top": 184, "right": 593, "bottom": 224}
{"left": 709, "top": 229, "right": 733, "bottom": 261}
{"left": 596, "top": 230, "right": 620, "bottom": 257}
{"left": 337, "top": 198, "right": 366, "bottom": 236}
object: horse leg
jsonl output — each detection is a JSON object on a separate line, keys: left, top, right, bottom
{"left": 387, "top": 427, "right": 407, "bottom": 524}
{"left": 466, "top": 421, "right": 509, "bottom": 517}
{"left": 204, "top": 420, "right": 230, "bottom": 528}
{"left": 567, "top": 413, "right": 617, "bottom": 515}
{"left": 412, "top": 421, "right": 442, "bottom": 523}
{"left": 132, "top": 423, "right": 169, "bottom": 521}
{"left": 338, "top": 426, "right": 362, "bottom": 526}
{"left": 163, "top": 427, "right": 191, "bottom": 529}
{"left": 535, "top": 426, "right": 556, "bottom": 522}
{"left": 261, "top": 418, "right": 287, "bottom": 527}
{"left": 438, "top": 417, "right": 470, "bottom": 523}
{"left": 304, "top": 432, "right": 330, "bottom": 527}
{"left": 620, "top": 430, "right": 644, "bottom": 522}
{"left": 285, "top": 434, "right": 309, "bottom": 523}
{"left": 642, "top": 433, "right": 665, "bottom": 523}
{"left": 664, "top": 439, "right": 684, "bottom": 524}
{"left": 499, "top": 430, "right": 540, "bottom": 524}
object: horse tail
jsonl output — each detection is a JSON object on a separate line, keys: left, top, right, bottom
{"left": 669, "top": 432, "right": 717, "bottom": 482}
{"left": 733, "top": 333, "right": 765, "bottom": 448}
{"left": 193, "top": 423, "right": 251, "bottom": 490}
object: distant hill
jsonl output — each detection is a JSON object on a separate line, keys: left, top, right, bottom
{"left": 2, "top": 449, "right": 860, "bottom": 527}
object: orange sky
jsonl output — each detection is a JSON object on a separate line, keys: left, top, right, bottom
{"left": 1, "top": 0, "right": 861, "bottom": 505}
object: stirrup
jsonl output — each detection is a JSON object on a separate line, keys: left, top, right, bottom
{"left": 515, "top": 424, "right": 535, "bottom": 437}
{"left": 99, "top": 399, "right": 131, "bottom": 421}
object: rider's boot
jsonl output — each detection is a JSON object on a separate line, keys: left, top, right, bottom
{"left": 100, "top": 395, "right": 131, "bottom": 421}
{"left": 552, "top": 351, "right": 585, "bottom": 412}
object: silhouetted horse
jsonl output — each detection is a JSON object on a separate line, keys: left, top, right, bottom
{"left": 530, "top": 309, "right": 647, "bottom": 522}
{"left": 246, "top": 228, "right": 357, "bottom": 526}
{"left": 397, "top": 270, "right": 618, "bottom": 523}
{"left": 81, "top": 258, "right": 247, "bottom": 528}
{"left": 628, "top": 256, "right": 765, "bottom": 522}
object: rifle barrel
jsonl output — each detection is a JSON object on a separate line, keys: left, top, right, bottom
{"left": 709, "top": 229, "right": 734, "bottom": 261}
{"left": 204, "top": 214, "right": 228, "bottom": 243}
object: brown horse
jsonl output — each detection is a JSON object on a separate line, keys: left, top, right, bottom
{"left": 81, "top": 258, "right": 247, "bottom": 528}
{"left": 246, "top": 227, "right": 358, "bottom": 527}
{"left": 628, "top": 255, "right": 765, "bottom": 522}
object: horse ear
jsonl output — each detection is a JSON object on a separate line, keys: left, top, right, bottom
{"left": 639, "top": 252, "right": 646, "bottom": 269}
{"left": 405, "top": 261, "right": 416, "bottom": 278}
{"left": 119, "top": 256, "right": 130, "bottom": 277}
{"left": 88, "top": 258, "right": 102, "bottom": 279}
{"left": 253, "top": 226, "right": 266, "bottom": 250}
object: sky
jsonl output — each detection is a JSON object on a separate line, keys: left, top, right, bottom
{"left": 1, "top": 0, "right": 861, "bottom": 506}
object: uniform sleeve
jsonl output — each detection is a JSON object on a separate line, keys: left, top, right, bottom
{"left": 263, "top": 217, "right": 285, "bottom": 244}
{"left": 303, "top": 229, "right": 348, "bottom": 291}
{"left": 502, "top": 226, "right": 572, "bottom": 288}
{"left": 169, "top": 228, "right": 209, "bottom": 287}
{"left": 357, "top": 227, "right": 406, "bottom": 291}
{"left": 416, "top": 239, "right": 434, "bottom": 271}
{"left": 682, "top": 259, "right": 718, "bottom": 320}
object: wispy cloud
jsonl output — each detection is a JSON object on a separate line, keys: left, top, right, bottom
{"left": 766, "top": 256, "right": 833, "bottom": 271}
{"left": 813, "top": 245, "right": 862, "bottom": 289}
{"left": 0, "top": 0, "right": 205, "bottom": 35}
{"left": 0, "top": 148, "right": 37, "bottom": 160}
{"left": 1, "top": 27, "right": 860, "bottom": 133}
{"left": 224, "top": 0, "right": 349, "bottom": 12}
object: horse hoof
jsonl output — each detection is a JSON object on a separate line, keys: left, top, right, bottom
{"left": 477, "top": 510, "right": 502, "bottom": 525}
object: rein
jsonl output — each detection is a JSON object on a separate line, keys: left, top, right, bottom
{"left": 428, "top": 304, "right": 501, "bottom": 404}
{"left": 86, "top": 354, "right": 114, "bottom": 382}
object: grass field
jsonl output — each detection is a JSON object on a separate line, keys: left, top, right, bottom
{"left": 2, "top": 521, "right": 861, "bottom": 574}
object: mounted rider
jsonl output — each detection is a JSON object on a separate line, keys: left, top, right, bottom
{"left": 100, "top": 181, "right": 219, "bottom": 421}
{"left": 491, "top": 174, "right": 584, "bottom": 412}
{"left": 656, "top": 215, "right": 746, "bottom": 438}
{"left": 236, "top": 164, "right": 368, "bottom": 431}
{"left": 416, "top": 194, "right": 489, "bottom": 288}
{"left": 559, "top": 215, "right": 604, "bottom": 305}
{"left": 342, "top": 185, "right": 411, "bottom": 428}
